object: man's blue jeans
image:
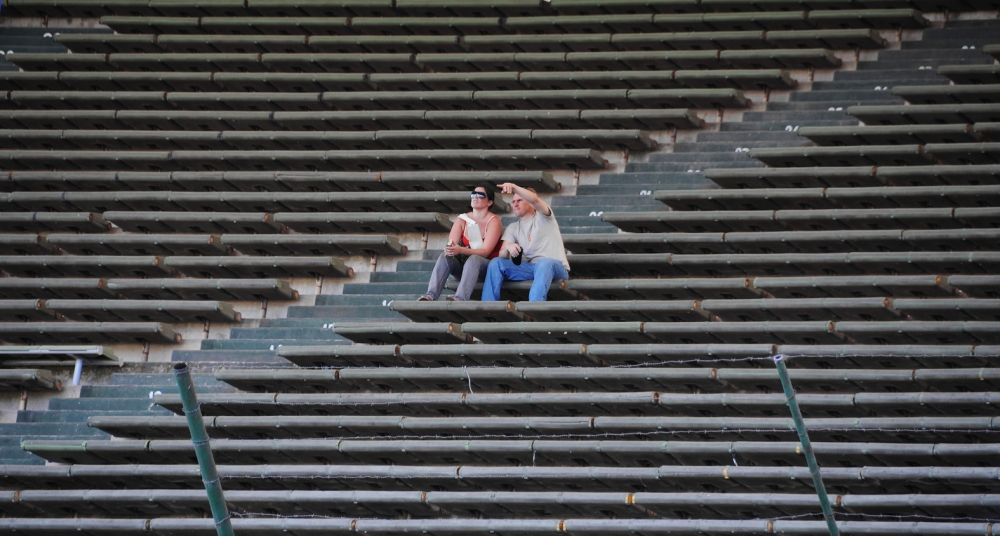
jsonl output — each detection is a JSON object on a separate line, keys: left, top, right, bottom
{"left": 482, "top": 257, "right": 569, "bottom": 302}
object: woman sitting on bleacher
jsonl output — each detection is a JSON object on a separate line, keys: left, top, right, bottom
{"left": 419, "top": 184, "right": 503, "bottom": 302}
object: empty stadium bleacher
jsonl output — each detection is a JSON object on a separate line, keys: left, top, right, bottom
{"left": 0, "top": 2, "right": 999, "bottom": 535}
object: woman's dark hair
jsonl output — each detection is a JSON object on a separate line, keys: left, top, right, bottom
{"left": 474, "top": 183, "right": 496, "bottom": 203}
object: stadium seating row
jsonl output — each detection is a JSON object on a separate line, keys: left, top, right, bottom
{"left": 218, "top": 357, "right": 1000, "bottom": 392}
{"left": 140, "top": 388, "right": 1000, "bottom": 418}
{"left": 2, "top": 463, "right": 999, "bottom": 496}
{"left": 1, "top": 170, "right": 560, "bottom": 193}
{"left": 704, "top": 164, "right": 1000, "bottom": 188}
{"left": 3, "top": 516, "right": 997, "bottom": 535}
{"left": 603, "top": 206, "right": 1000, "bottom": 232}
{"left": 565, "top": 251, "right": 1000, "bottom": 276}
{"left": 6, "top": 233, "right": 406, "bottom": 256}
{"left": 334, "top": 318, "right": 1000, "bottom": 344}
{"left": 654, "top": 185, "right": 1000, "bottom": 210}
{"left": 389, "top": 296, "right": 1000, "bottom": 322}
{"left": 0, "top": 68, "right": 798, "bottom": 92}
{"left": 0, "top": 88, "right": 748, "bottom": 110}
{"left": 53, "top": 29, "right": 887, "bottom": 54}
{"left": 0, "top": 255, "right": 353, "bottom": 278}
{"left": 5, "top": 49, "right": 843, "bottom": 73}
{"left": 0, "top": 488, "right": 996, "bottom": 519}
{"left": 0, "top": 298, "right": 241, "bottom": 322}
{"left": 0, "top": 211, "right": 453, "bottom": 234}
{"left": 86, "top": 9, "right": 929, "bottom": 36}
{"left": 0, "top": 321, "right": 180, "bottom": 344}
{"left": 29, "top": 416, "right": 1000, "bottom": 453}
{"left": 455, "top": 274, "right": 999, "bottom": 300}
{"left": 0, "top": 128, "right": 658, "bottom": 151}
{"left": 0, "top": 148, "right": 610, "bottom": 171}
{"left": 0, "top": 191, "right": 508, "bottom": 213}
{"left": 0, "top": 369, "right": 61, "bottom": 391}
{"left": 940, "top": 64, "right": 1000, "bottom": 85}
{"left": 564, "top": 228, "right": 1000, "bottom": 254}
{"left": 0, "top": 108, "right": 703, "bottom": 130}
{"left": 0, "top": 278, "right": 297, "bottom": 300}
{"left": 0, "top": 0, "right": 978, "bottom": 18}
{"left": 750, "top": 142, "right": 1000, "bottom": 167}
{"left": 2, "top": 273, "right": 994, "bottom": 302}
{"left": 891, "top": 84, "right": 1000, "bottom": 105}
{"left": 797, "top": 122, "right": 998, "bottom": 145}
{"left": 7, "top": 251, "right": 1000, "bottom": 278}
{"left": 846, "top": 103, "right": 1000, "bottom": 125}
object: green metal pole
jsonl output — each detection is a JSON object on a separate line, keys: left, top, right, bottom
{"left": 772, "top": 354, "right": 840, "bottom": 536}
{"left": 173, "top": 362, "right": 236, "bottom": 536}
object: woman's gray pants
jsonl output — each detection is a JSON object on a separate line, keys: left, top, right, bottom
{"left": 424, "top": 253, "right": 490, "bottom": 301}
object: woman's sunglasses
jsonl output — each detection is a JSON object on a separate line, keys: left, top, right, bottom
{"left": 470, "top": 192, "right": 488, "bottom": 198}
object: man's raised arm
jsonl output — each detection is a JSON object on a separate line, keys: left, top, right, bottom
{"left": 497, "top": 182, "right": 551, "bottom": 216}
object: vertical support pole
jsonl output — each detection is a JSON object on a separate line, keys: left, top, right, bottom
{"left": 72, "top": 358, "right": 84, "bottom": 386}
{"left": 773, "top": 354, "right": 840, "bottom": 536}
{"left": 173, "top": 363, "right": 235, "bottom": 536}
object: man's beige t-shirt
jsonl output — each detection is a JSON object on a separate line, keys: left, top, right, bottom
{"left": 502, "top": 208, "right": 570, "bottom": 272}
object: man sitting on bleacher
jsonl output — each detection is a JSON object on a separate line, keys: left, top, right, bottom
{"left": 482, "top": 182, "right": 570, "bottom": 302}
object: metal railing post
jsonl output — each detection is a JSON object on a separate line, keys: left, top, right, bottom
{"left": 772, "top": 354, "right": 840, "bottom": 536}
{"left": 173, "top": 362, "right": 235, "bottom": 536}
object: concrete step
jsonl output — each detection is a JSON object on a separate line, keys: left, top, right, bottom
{"left": 556, "top": 225, "right": 620, "bottom": 234}
{"left": 171, "top": 350, "right": 292, "bottom": 363}
{"left": 109, "top": 373, "right": 223, "bottom": 387}
{"left": 576, "top": 184, "right": 704, "bottom": 195}
{"left": 901, "top": 40, "right": 1000, "bottom": 50}
{"left": 856, "top": 58, "right": 993, "bottom": 70}
{"left": 370, "top": 272, "right": 434, "bottom": 283}
{"left": 939, "top": 20, "right": 1000, "bottom": 28}
{"left": 672, "top": 141, "right": 809, "bottom": 152}
{"left": 696, "top": 131, "right": 803, "bottom": 142}
{"left": 554, "top": 206, "right": 672, "bottom": 217}
{"left": 80, "top": 384, "right": 235, "bottom": 398}
{"left": 395, "top": 260, "right": 437, "bottom": 272}
{"left": 876, "top": 49, "right": 997, "bottom": 62}
{"left": 738, "top": 110, "right": 854, "bottom": 122}
{"left": 646, "top": 152, "right": 761, "bottom": 162}
{"left": 48, "top": 398, "right": 159, "bottom": 412}
{"left": 766, "top": 101, "right": 901, "bottom": 111}
{"left": 17, "top": 409, "right": 172, "bottom": 423}
{"left": 552, "top": 195, "right": 663, "bottom": 207}
{"left": 228, "top": 327, "right": 349, "bottom": 341}
{"left": 626, "top": 161, "right": 761, "bottom": 172}
{"left": 199, "top": 339, "right": 339, "bottom": 350}
{"left": 810, "top": 80, "right": 948, "bottom": 90}
{"left": 343, "top": 283, "right": 428, "bottom": 296}
{"left": 832, "top": 70, "right": 946, "bottom": 82}
{"left": 718, "top": 120, "right": 857, "bottom": 132}
{"left": 315, "top": 294, "right": 422, "bottom": 306}
{"left": 789, "top": 90, "right": 902, "bottom": 102}
{"left": 0, "top": 422, "right": 103, "bottom": 436}
{"left": 287, "top": 306, "right": 407, "bottom": 320}
{"left": 597, "top": 172, "right": 712, "bottom": 184}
